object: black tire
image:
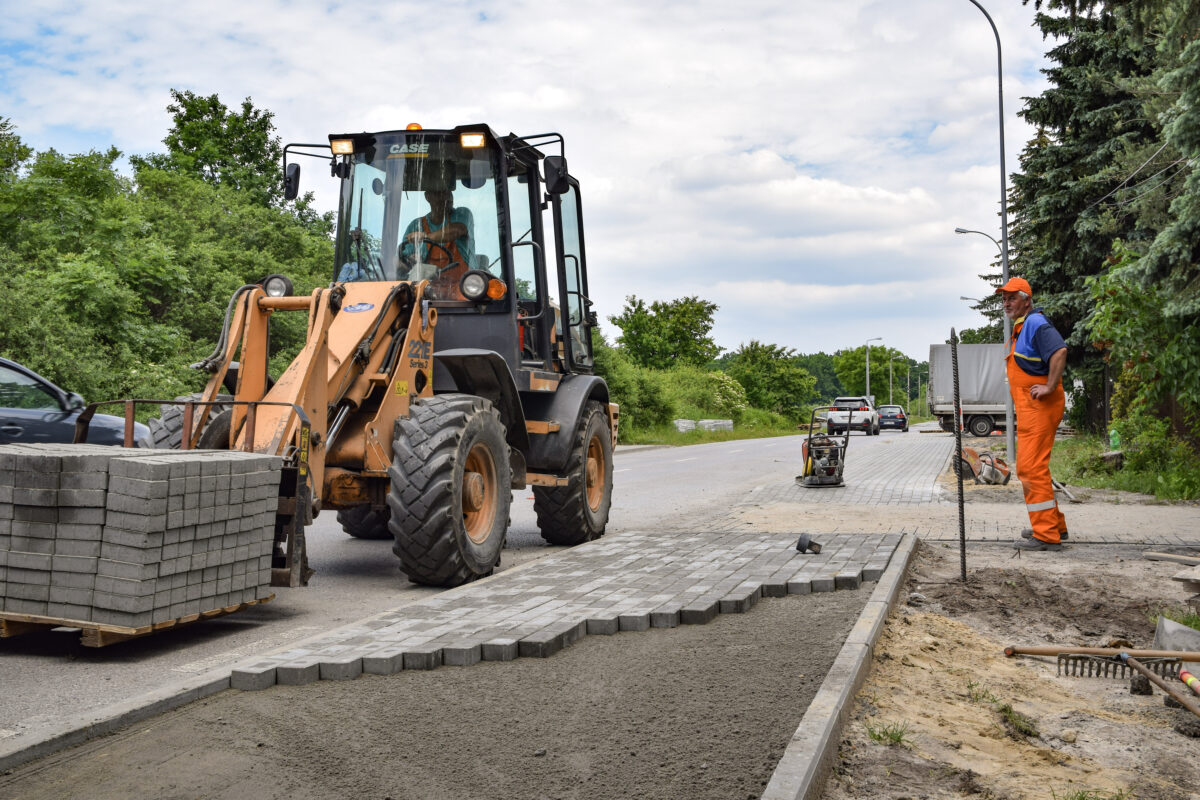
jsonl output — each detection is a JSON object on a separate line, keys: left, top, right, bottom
{"left": 387, "top": 394, "right": 511, "bottom": 586}
{"left": 968, "top": 415, "right": 993, "bottom": 438}
{"left": 534, "top": 401, "right": 613, "bottom": 546}
{"left": 337, "top": 505, "right": 392, "bottom": 540}
{"left": 139, "top": 393, "right": 234, "bottom": 449}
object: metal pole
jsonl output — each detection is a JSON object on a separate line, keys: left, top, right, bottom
{"left": 865, "top": 337, "right": 881, "bottom": 400}
{"left": 966, "top": 0, "right": 1017, "bottom": 473}
{"left": 889, "top": 359, "right": 893, "bottom": 404}
{"left": 866, "top": 344, "right": 871, "bottom": 398}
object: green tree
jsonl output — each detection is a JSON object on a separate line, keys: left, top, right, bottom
{"left": 0, "top": 117, "right": 333, "bottom": 408}
{"left": 832, "top": 345, "right": 906, "bottom": 399}
{"left": 608, "top": 295, "right": 721, "bottom": 370}
{"left": 793, "top": 351, "right": 843, "bottom": 400}
{"left": 132, "top": 89, "right": 286, "bottom": 208}
{"left": 725, "top": 340, "right": 817, "bottom": 420}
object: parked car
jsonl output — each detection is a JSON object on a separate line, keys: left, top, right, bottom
{"left": 0, "top": 357, "right": 149, "bottom": 446}
{"left": 878, "top": 404, "right": 909, "bottom": 432}
{"left": 827, "top": 396, "right": 880, "bottom": 435}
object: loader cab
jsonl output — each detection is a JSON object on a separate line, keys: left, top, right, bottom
{"left": 320, "top": 124, "right": 596, "bottom": 377}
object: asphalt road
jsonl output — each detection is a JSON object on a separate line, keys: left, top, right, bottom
{"left": 0, "top": 427, "right": 912, "bottom": 743}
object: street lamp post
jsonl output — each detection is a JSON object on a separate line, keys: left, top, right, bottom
{"left": 865, "top": 337, "right": 882, "bottom": 400}
{"left": 963, "top": 0, "right": 1017, "bottom": 470}
{"left": 889, "top": 355, "right": 906, "bottom": 405}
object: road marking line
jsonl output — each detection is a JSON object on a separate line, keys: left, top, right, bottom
{"left": 674, "top": 457, "right": 699, "bottom": 463}
{"left": 615, "top": 468, "right": 631, "bottom": 473}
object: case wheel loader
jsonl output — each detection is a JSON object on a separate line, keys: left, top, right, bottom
{"left": 139, "top": 124, "right": 617, "bottom": 588}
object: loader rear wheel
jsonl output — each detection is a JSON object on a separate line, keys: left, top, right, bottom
{"left": 337, "top": 506, "right": 392, "bottom": 540}
{"left": 387, "top": 394, "right": 511, "bottom": 586}
{"left": 534, "top": 401, "right": 613, "bottom": 546}
{"left": 138, "top": 394, "right": 234, "bottom": 449}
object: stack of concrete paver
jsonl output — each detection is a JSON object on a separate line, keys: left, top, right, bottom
{"left": 0, "top": 443, "right": 282, "bottom": 629}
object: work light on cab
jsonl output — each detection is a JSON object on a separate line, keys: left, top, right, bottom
{"left": 460, "top": 132, "right": 486, "bottom": 148}
{"left": 329, "top": 139, "right": 354, "bottom": 155}
{"left": 459, "top": 270, "right": 492, "bottom": 301}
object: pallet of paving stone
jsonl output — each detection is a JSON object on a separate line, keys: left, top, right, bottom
{"left": 0, "top": 594, "right": 274, "bottom": 647}
{"left": 0, "top": 443, "right": 283, "bottom": 639}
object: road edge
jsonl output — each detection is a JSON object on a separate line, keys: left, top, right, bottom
{"left": 761, "top": 532, "right": 918, "bottom": 800}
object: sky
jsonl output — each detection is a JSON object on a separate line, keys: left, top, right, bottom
{"left": 0, "top": 0, "right": 1055, "bottom": 363}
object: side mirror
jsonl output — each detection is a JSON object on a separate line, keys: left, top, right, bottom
{"left": 65, "top": 392, "right": 86, "bottom": 411}
{"left": 543, "top": 155, "right": 569, "bottom": 195}
{"left": 284, "top": 162, "right": 301, "bottom": 201}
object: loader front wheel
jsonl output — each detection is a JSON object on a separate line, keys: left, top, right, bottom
{"left": 337, "top": 506, "right": 392, "bottom": 540}
{"left": 139, "top": 394, "right": 234, "bottom": 449}
{"left": 533, "top": 401, "right": 613, "bottom": 546}
{"left": 387, "top": 395, "right": 511, "bottom": 586}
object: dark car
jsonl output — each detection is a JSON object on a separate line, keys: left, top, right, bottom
{"left": 0, "top": 357, "right": 149, "bottom": 446}
{"left": 877, "top": 404, "right": 909, "bottom": 432}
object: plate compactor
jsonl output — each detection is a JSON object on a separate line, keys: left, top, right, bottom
{"left": 796, "top": 407, "right": 855, "bottom": 488}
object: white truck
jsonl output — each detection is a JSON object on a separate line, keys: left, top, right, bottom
{"left": 927, "top": 343, "right": 1009, "bottom": 437}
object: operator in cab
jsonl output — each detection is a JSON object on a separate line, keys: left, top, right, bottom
{"left": 400, "top": 187, "right": 474, "bottom": 295}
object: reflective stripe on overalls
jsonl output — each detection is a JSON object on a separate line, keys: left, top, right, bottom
{"left": 1006, "top": 317, "right": 1067, "bottom": 544}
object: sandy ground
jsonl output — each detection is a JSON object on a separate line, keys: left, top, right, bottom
{"left": 818, "top": 542, "right": 1200, "bottom": 800}
{"left": 0, "top": 589, "right": 869, "bottom": 800}
{"left": 803, "top": 447, "right": 1200, "bottom": 800}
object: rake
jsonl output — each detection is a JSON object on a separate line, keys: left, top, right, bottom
{"left": 1056, "top": 654, "right": 1180, "bottom": 679}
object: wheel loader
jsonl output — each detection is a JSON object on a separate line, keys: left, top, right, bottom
{"left": 138, "top": 124, "right": 616, "bottom": 588}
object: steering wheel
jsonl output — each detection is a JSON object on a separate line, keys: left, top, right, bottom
{"left": 400, "top": 240, "right": 454, "bottom": 271}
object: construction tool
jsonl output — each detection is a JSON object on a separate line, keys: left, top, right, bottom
{"left": 1005, "top": 645, "right": 1200, "bottom": 660}
{"left": 1181, "top": 669, "right": 1200, "bottom": 697}
{"left": 1055, "top": 654, "right": 1180, "bottom": 679}
{"left": 1118, "top": 654, "right": 1200, "bottom": 721}
{"left": 796, "top": 407, "right": 851, "bottom": 488}
{"left": 794, "top": 534, "right": 823, "bottom": 554}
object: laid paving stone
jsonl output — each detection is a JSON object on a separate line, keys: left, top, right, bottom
{"left": 220, "top": 530, "right": 901, "bottom": 691}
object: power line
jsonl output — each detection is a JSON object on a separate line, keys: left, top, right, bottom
{"left": 1085, "top": 139, "right": 1171, "bottom": 210}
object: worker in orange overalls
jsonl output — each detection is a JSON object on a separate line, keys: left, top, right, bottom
{"left": 401, "top": 188, "right": 474, "bottom": 296}
{"left": 996, "top": 277, "right": 1069, "bottom": 551}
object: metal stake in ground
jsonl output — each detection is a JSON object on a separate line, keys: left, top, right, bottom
{"left": 951, "top": 328, "right": 967, "bottom": 582}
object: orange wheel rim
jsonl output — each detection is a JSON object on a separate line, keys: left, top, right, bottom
{"left": 463, "top": 443, "right": 498, "bottom": 544}
{"left": 585, "top": 435, "right": 606, "bottom": 511}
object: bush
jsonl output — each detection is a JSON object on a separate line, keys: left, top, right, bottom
{"left": 660, "top": 366, "right": 748, "bottom": 422}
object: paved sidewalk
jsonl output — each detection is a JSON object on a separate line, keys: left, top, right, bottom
{"left": 229, "top": 531, "right": 903, "bottom": 690}
{"left": 752, "top": 433, "right": 953, "bottom": 506}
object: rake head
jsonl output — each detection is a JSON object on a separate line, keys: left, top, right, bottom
{"left": 1057, "top": 654, "right": 1181, "bottom": 679}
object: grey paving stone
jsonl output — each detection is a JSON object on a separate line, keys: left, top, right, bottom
{"left": 275, "top": 662, "right": 321, "bottom": 686}
{"left": 319, "top": 656, "right": 363, "bottom": 681}
{"left": 403, "top": 646, "right": 442, "bottom": 670}
{"left": 230, "top": 664, "right": 277, "bottom": 691}
{"left": 441, "top": 644, "right": 482, "bottom": 667}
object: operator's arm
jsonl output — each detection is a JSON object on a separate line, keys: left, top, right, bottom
{"left": 1030, "top": 347, "right": 1066, "bottom": 400}
{"left": 405, "top": 222, "right": 467, "bottom": 244}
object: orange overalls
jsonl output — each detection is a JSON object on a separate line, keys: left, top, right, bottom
{"left": 420, "top": 217, "right": 468, "bottom": 297}
{"left": 1006, "top": 317, "right": 1068, "bottom": 544}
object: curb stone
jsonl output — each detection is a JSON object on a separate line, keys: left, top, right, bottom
{"left": 761, "top": 532, "right": 918, "bottom": 800}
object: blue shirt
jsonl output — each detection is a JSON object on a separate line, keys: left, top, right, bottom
{"left": 1011, "top": 309, "right": 1066, "bottom": 376}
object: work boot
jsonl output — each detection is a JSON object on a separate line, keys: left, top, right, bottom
{"left": 1013, "top": 537, "right": 1062, "bottom": 551}
{"left": 1021, "top": 527, "right": 1068, "bottom": 541}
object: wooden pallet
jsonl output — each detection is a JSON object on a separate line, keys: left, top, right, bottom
{"left": 0, "top": 595, "right": 274, "bottom": 647}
